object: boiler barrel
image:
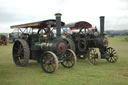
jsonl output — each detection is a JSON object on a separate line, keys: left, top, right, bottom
{"left": 35, "top": 40, "right": 66, "bottom": 53}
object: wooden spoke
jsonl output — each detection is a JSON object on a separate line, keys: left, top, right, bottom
{"left": 40, "top": 51, "right": 58, "bottom": 73}
{"left": 12, "top": 39, "right": 30, "bottom": 66}
{"left": 61, "top": 49, "right": 77, "bottom": 68}
{"left": 87, "top": 48, "right": 99, "bottom": 65}
{"left": 106, "top": 47, "right": 118, "bottom": 63}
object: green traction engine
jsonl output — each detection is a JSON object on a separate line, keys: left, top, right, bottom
{"left": 10, "top": 13, "right": 77, "bottom": 73}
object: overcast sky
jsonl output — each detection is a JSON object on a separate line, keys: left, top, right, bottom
{"left": 0, "top": 0, "right": 128, "bottom": 33}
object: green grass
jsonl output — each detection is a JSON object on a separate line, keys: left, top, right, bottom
{"left": 0, "top": 36, "right": 128, "bottom": 85}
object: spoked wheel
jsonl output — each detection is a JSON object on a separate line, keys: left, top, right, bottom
{"left": 61, "top": 49, "right": 77, "bottom": 68}
{"left": 106, "top": 47, "right": 118, "bottom": 63}
{"left": 87, "top": 48, "right": 99, "bottom": 65}
{"left": 40, "top": 51, "right": 58, "bottom": 73}
{"left": 13, "top": 39, "right": 30, "bottom": 66}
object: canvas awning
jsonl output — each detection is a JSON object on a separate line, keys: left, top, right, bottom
{"left": 10, "top": 19, "right": 65, "bottom": 29}
{"left": 64, "top": 21, "right": 92, "bottom": 30}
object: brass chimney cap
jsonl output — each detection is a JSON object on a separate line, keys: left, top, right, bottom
{"left": 55, "top": 13, "right": 62, "bottom": 17}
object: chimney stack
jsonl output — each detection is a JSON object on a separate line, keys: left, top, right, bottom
{"left": 100, "top": 16, "right": 105, "bottom": 35}
{"left": 55, "top": 13, "right": 62, "bottom": 37}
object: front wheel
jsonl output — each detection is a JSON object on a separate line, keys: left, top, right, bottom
{"left": 40, "top": 51, "right": 58, "bottom": 73}
{"left": 105, "top": 47, "right": 118, "bottom": 63}
{"left": 61, "top": 49, "right": 77, "bottom": 68}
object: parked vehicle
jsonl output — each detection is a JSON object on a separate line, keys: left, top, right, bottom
{"left": 0, "top": 35, "right": 8, "bottom": 46}
{"left": 63, "top": 16, "right": 118, "bottom": 65}
{"left": 10, "top": 13, "right": 77, "bottom": 73}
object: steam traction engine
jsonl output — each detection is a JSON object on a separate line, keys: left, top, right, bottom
{"left": 10, "top": 13, "right": 77, "bottom": 73}
{"left": 0, "top": 35, "right": 8, "bottom": 46}
{"left": 63, "top": 16, "right": 118, "bottom": 65}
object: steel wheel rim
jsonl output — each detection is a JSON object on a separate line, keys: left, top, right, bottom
{"left": 88, "top": 48, "right": 99, "bottom": 65}
{"left": 13, "top": 41, "right": 25, "bottom": 65}
{"left": 13, "top": 39, "right": 30, "bottom": 66}
{"left": 40, "top": 51, "right": 58, "bottom": 73}
{"left": 106, "top": 47, "right": 118, "bottom": 63}
{"left": 61, "top": 49, "right": 77, "bottom": 68}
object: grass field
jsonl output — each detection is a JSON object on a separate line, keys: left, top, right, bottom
{"left": 0, "top": 36, "right": 128, "bottom": 85}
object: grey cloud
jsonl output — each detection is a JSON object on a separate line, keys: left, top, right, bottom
{"left": 105, "top": 16, "right": 128, "bottom": 30}
{"left": 119, "top": 0, "right": 128, "bottom": 10}
{"left": 0, "top": 5, "right": 36, "bottom": 24}
{"left": 0, "top": 10, "right": 35, "bottom": 24}
{"left": 120, "top": 0, "right": 128, "bottom": 2}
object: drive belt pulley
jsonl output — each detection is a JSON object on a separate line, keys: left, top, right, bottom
{"left": 77, "top": 38, "right": 87, "bottom": 52}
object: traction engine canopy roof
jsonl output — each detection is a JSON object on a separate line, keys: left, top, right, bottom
{"left": 64, "top": 21, "right": 92, "bottom": 30}
{"left": 10, "top": 19, "right": 65, "bottom": 29}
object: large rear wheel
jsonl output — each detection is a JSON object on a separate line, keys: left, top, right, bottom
{"left": 13, "top": 39, "right": 30, "bottom": 66}
{"left": 40, "top": 51, "right": 58, "bottom": 73}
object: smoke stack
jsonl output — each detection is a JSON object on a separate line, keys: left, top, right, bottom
{"left": 55, "top": 13, "right": 62, "bottom": 37}
{"left": 100, "top": 16, "right": 105, "bottom": 35}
